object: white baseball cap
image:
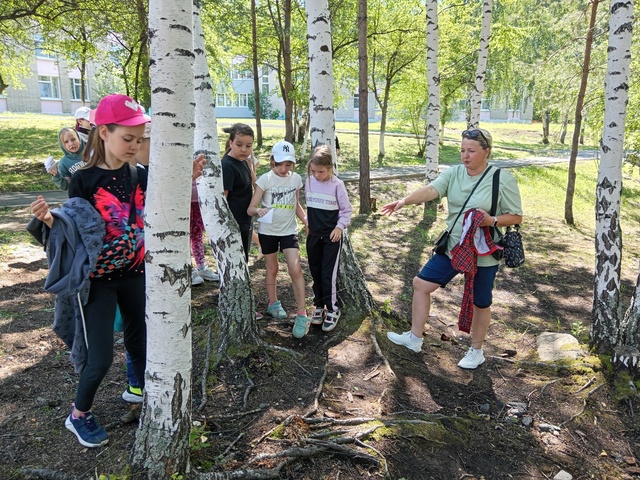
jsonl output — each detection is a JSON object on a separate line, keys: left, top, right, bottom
{"left": 271, "top": 141, "right": 296, "bottom": 163}
{"left": 74, "top": 106, "right": 91, "bottom": 121}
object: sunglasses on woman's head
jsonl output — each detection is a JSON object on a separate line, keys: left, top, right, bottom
{"left": 462, "top": 129, "right": 490, "bottom": 148}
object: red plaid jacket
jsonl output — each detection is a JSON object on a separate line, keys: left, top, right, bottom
{"left": 450, "top": 209, "right": 501, "bottom": 333}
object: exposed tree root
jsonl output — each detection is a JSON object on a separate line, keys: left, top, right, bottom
{"left": 370, "top": 334, "right": 396, "bottom": 378}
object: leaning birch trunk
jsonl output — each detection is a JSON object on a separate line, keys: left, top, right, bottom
{"left": 468, "top": 0, "right": 492, "bottom": 129}
{"left": 591, "top": 0, "right": 634, "bottom": 352}
{"left": 338, "top": 232, "right": 374, "bottom": 315}
{"left": 425, "top": 0, "right": 440, "bottom": 183}
{"left": 192, "top": 0, "right": 259, "bottom": 351}
{"left": 306, "top": 0, "right": 337, "bottom": 171}
{"left": 132, "top": 0, "right": 194, "bottom": 476}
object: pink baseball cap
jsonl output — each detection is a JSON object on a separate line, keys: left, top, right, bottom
{"left": 94, "top": 94, "right": 150, "bottom": 127}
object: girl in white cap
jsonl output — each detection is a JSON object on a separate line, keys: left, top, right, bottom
{"left": 247, "top": 141, "right": 310, "bottom": 338}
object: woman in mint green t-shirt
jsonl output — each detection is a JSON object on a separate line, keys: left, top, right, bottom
{"left": 380, "top": 129, "right": 523, "bottom": 370}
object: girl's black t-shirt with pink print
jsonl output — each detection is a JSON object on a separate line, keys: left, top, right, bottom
{"left": 69, "top": 163, "right": 147, "bottom": 278}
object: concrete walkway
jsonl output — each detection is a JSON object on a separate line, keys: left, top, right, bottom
{"left": 0, "top": 152, "right": 598, "bottom": 208}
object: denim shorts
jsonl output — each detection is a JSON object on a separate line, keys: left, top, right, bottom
{"left": 259, "top": 233, "right": 300, "bottom": 255}
{"left": 416, "top": 253, "right": 499, "bottom": 308}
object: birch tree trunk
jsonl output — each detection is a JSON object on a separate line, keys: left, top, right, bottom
{"left": 306, "top": 0, "right": 336, "bottom": 169}
{"left": 131, "top": 0, "right": 194, "bottom": 476}
{"left": 564, "top": 0, "right": 600, "bottom": 226}
{"left": 251, "top": 0, "right": 263, "bottom": 147}
{"left": 358, "top": 0, "right": 371, "bottom": 214}
{"left": 590, "top": 0, "right": 633, "bottom": 353}
{"left": 192, "top": 0, "right": 260, "bottom": 351}
{"left": 307, "top": 0, "right": 373, "bottom": 318}
{"left": 425, "top": 0, "right": 440, "bottom": 183}
{"left": 468, "top": 0, "right": 492, "bottom": 129}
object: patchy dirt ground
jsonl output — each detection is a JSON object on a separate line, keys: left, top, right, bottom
{"left": 2, "top": 177, "right": 640, "bottom": 480}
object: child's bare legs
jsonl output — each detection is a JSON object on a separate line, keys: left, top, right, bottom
{"left": 252, "top": 231, "right": 263, "bottom": 260}
{"left": 283, "top": 248, "right": 306, "bottom": 314}
{"left": 264, "top": 252, "right": 279, "bottom": 304}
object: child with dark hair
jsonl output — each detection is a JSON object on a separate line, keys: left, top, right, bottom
{"left": 221, "top": 123, "right": 256, "bottom": 261}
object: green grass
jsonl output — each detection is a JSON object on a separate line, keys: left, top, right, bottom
{"left": 0, "top": 113, "right": 600, "bottom": 193}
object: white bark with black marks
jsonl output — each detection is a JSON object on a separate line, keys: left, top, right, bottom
{"left": 425, "top": 0, "right": 440, "bottom": 183}
{"left": 591, "top": 0, "right": 634, "bottom": 352}
{"left": 132, "top": 0, "right": 195, "bottom": 476}
{"left": 468, "top": 0, "right": 492, "bottom": 129}
{"left": 192, "top": 0, "right": 260, "bottom": 349}
{"left": 306, "top": 0, "right": 336, "bottom": 171}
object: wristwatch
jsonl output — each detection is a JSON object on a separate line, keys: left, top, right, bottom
{"left": 492, "top": 217, "right": 498, "bottom": 227}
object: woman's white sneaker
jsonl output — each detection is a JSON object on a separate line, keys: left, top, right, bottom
{"left": 458, "top": 348, "right": 485, "bottom": 369}
{"left": 386, "top": 331, "right": 423, "bottom": 353}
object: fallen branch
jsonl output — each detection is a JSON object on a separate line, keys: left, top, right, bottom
{"left": 251, "top": 415, "right": 294, "bottom": 446}
{"left": 264, "top": 342, "right": 301, "bottom": 358}
{"left": 560, "top": 384, "right": 604, "bottom": 427}
{"left": 304, "top": 417, "right": 376, "bottom": 425}
{"left": 221, "top": 432, "right": 245, "bottom": 457}
{"left": 210, "top": 406, "right": 265, "bottom": 420}
{"left": 539, "top": 378, "right": 561, "bottom": 396}
{"left": 193, "top": 460, "right": 290, "bottom": 479}
{"left": 370, "top": 334, "right": 396, "bottom": 378}
{"left": 243, "top": 368, "right": 254, "bottom": 410}
{"left": 19, "top": 469, "right": 77, "bottom": 480}
{"left": 571, "top": 376, "right": 596, "bottom": 394}
{"left": 197, "top": 325, "right": 213, "bottom": 412}
{"left": 304, "top": 362, "right": 328, "bottom": 418}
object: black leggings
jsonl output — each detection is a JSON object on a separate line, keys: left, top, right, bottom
{"left": 75, "top": 274, "right": 146, "bottom": 412}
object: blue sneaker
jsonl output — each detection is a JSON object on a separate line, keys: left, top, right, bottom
{"left": 266, "top": 300, "right": 287, "bottom": 319}
{"left": 65, "top": 407, "right": 109, "bottom": 448}
{"left": 292, "top": 314, "right": 311, "bottom": 339}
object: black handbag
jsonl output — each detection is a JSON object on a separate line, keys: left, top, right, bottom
{"left": 433, "top": 166, "right": 494, "bottom": 255}
{"left": 489, "top": 169, "right": 525, "bottom": 268}
{"left": 499, "top": 225, "right": 525, "bottom": 267}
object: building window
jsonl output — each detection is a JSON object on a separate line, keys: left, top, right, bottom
{"left": 261, "top": 67, "right": 269, "bottom": 96}
{"left": 231, "top": 68, "right": 252, "bottom": 80}
{"left": 39, "top": 76, "right": 61, "bottom": 99}
{"left": 35, "top": 35, "right": 56, "bottom": 59}
{"left": 353, "top": 94, "right": 359, "bottom": 109}
{"left": 70, "top": 78, "right": 89, "bottom": 101}
{"left": 237, "top": 93, "right": 248, "bottom": 107}
{"left": 216, "top": 94, "right": 225, "bottom": 106}
{"left": 481, "top": 98, "right": 491, "bottom": 111}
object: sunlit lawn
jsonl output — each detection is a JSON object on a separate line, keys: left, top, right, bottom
{"left": 0, "top": 113, "right": 600, "bottom": 192}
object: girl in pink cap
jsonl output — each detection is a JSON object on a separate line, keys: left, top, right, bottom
{"left": 31, "top": 94, "right": 150, "bottom": 448}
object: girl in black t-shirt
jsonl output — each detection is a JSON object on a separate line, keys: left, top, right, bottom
{"left": 31, "top": 94, "right": 150, "bottom": 448}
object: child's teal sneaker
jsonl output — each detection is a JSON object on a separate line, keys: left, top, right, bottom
{"left": 292, "top": 314, "right": 311, "bottom": 339}
{"left": 266, "top": 300, "right": 287, "bottom": 319}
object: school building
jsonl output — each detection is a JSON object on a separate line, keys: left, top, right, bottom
{"left": 0, "top": 37, "right": 99, "bottom": 115}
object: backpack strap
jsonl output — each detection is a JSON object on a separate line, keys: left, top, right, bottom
{"left": 128, "top": 164, "right": 138, "bottom": 225}
{"left": 489, "top": 168, "right": 501, "bottom": 239}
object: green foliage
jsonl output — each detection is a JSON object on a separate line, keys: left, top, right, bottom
{"left": 189, "top": 422, "right": 212, "bottom": 453}
{"left": 248, "top": 93, "right": 280, "bottom": 120}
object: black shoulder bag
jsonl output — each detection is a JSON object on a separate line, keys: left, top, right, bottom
{"left": 433, "top": 166, "right": 493, "bottom": 255}
{"left": 489, "top": 169, "right": 525, "bottom": 268}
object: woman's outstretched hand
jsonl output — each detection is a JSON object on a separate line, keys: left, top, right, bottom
{"left": 380, "top": 199, "right": 405, "bottom": 216}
